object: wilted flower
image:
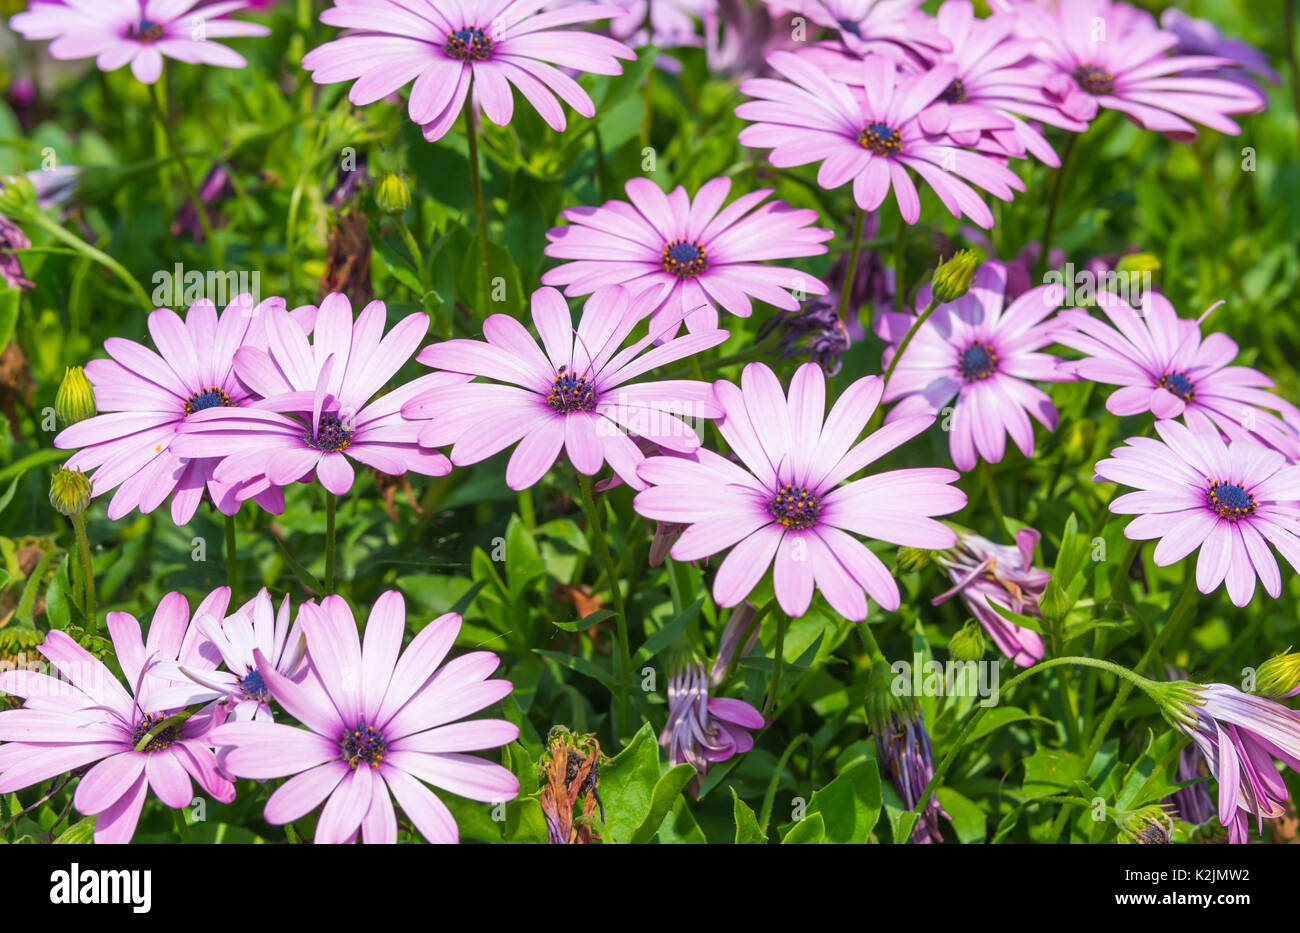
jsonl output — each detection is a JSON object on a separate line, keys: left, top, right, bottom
{"left": 867, "top": 662, "right": 948, "bottom": 843}
{"left": 171, "top": 165, "right": 232, "bottom": 242}
{"left": 710, "top": 602, "right": 761, "bottom": 687}
{"left": 0, "top": 214, "right": 32, "bottom": 290}
{"left": 755, "top": 298, "right": 851, "bottom": 376}
{"left": 1167, "top": 736, "right": 1214, "bottom": 827}
{"left": 1117, "top": 804, "right": 1173, "bottom": 844}
{"left": 659, "top": 662, "right": 763, "bottom": 781}
{"left": 539, "top": 727, "right": 603, "bottom": 844}
{"left": 932, "top": 525, "right": 1048, "bottom": 668}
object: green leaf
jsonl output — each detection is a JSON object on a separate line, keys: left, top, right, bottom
{"left": 936, "top": 787, "right": 987, "bottom": 844}
{"left": 0, "top": 288, "right": 18, "bottom": 350}
{"left": 1022, "top": 748, "right": 1087, "bottom": 800}
{"left": 52, "top": 819, "right": 94, "bottom": 844}
{"left": 732, "top": 788, "right": 766, "bottom": 844}
{"left": 780, "top": 812, "right": 825, "bottom": 844}
{"left": 633, "top": 597, "right": 702, "bottom": 665}
{"left": 534, "top": 650, "right": 618, "bottom": 691}
{"left": 273, "top": 534, "right": 322, "bottom": 597}
{"left": 597, "top": 723, "right": 661, "bottom": 844}
{"left": 0, "top": 472, "right": 23, "bottom": 518}
{"left": 503, "top": 798, "right": 548, "bottom": 844}
{"left": 804, "top": 759, "right": 882, "bottom": 844}
{"left": 968, "top": 705, "right": 1054, "bottom": 741}
{"left": 552, "top": 610, "right": 614, "bottom": 632}
{"left": 629, "top": 762, "right": 696, "bottom": 843}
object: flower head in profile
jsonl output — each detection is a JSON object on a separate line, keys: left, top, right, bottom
{"left": 403, "top": 285, "right": 727, "bottom": 491}
{"left": 544, "top": 177, "right": 832, "bottom": 336}
{"left": 634, "top": 362, "right": 967, "bottom": 619}
{"left": 659, "top": 662, "right": 763, "bottom": 778}
{"left": 1052, "top": 293, "right": 1300, "bottom": 459}
{"left": 764, "top": 0, "right": 947, "bottom": 65}
{"left": 10, "top": 0, "right": 270, "bottom": 84}
{"left": 302, "top": 0, "right": 635, "bottom": 142}
{"left": 737, "top": 52, "right": 1023, "bottom": 228}
{"left": 173, "top": 294, "right": 461, "bottom": 498}
{"left": 931, "top": 525, "right": 1048, "bottom": 668}
{"left": 877, "top": 261, "right": 1069, "bottom": 472}
{"left": 54, "top": 295, "right": 314, "bottom": 525}
{"left": 1160, "top": 8, "right": 1278, "bottom": 89}
{"left": 150, "top": 588, "right": 307, "bottom": 723}
{"left": 1014, "top": 0, "right": 1264, "bottom": 140}
{"left": 1165, "top": 679, "right": 1300, "bottom": 844}
{"left": 0, "top": 589, "right": 235, "bottom": 843}
{"left": 211, "top": 592, "right": 519, "bottom": 844}
{"left": 1096, "top": 420, "right": 1300, "bottom": 607}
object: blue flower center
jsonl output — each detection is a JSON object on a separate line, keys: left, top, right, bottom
{"left": 770, "top": 484, "right": 821, "bottom": 530}
{"left": 1072, "top": 64, "right": 1115, "bottom": 96}
{"left": 129, "top": 19, "right": 165, "bottom": 41}
{"left": 239, "top": 668, "right": 268, "bottom": 703}
{"left": 546, "top": 367, "right": 596, "bottom": 413}
{"left": 444, "top": 26, "right": 494, "bottom": 61}
{"left": 1207, "top": 482, "right": 1255, "bottom": 521}
{"left": 342, "top": 723, "right": 387, "bottom": 770}
{"left": 958, "top": 342, "right": 998, "bottom": 382}
{"left": 1158, "top": 372, "right": 1195, "bottom": 401}
{"left": 859, "top": 122, "right": 903, "bottom": 156}
{"left": 662, "top": 239, "right": 708, "bottom": 278}
{"left": 305, "top": 413, "right": 355, "bottom": 452}
{"left": 131, "top": 712, "right": 177, "bottom": 752}
{"left": 939, "top": 77, "right": 968, "bottom": 104}
{"left": 184, "top": 386, "right": 233, "bottom": 415}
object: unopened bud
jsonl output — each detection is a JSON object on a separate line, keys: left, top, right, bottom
{"left": 49, "top": 467, "right": 91, "bottom": 517}
{"left": 1117, "top": 252, "right": 1161, "bottom": 278}
{"left": 930, "top": 250, "right": 979, "bottom": 304}
{"left": 1256, "top": 651, "right": 1300, "bottom": 700}
{"left": 896, "top": 546, "right": 933, "bottom": 573}
{"left": 374, "top": 173, "right": 410, "bottom": 215}
{"left": 55, "top": 366, "right": 96, "bottom": 426}
{"left": 948, "top": 620, "right": 985, "bottom": 662}
{"left": 0, "top": 174, "right": 37, "bottom": 219}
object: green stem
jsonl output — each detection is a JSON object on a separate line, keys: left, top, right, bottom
{"left": 980, "top": 459, "right": 1010, "bottom": 541}
{"left": 173, "top": 806, "right": 193, "bottom": 844}
{"left": 325, "top": 491, "right": 337, "bottom": 594}
{"left": 577, "top": 473, "right": 630, "bottom": 738}
{"left": 70, "top": 512, "right": 95, "bottom": 635}
{"left": 838, "top": 208, "right": 866, "bottom": 318}
{"left": 762, "top": 610, "right": 788, "bottom": 719}
{"left": 893, "top": 214, "right": 907, "bottom": 313}
{"left": 759, "top": 733, "right": 811, "bottom": 836}
{"left": 464, "top": 90, "right": 491, "bottom": 305}
{"left": 397, "top": 218, "right": 429, "bottom": 292}
{"left": 28, "top": 214, "right": 153, "bottom": 312}
{"left": 516, "top": 488, "right": 536, "bottom": 531}
{"left": 149, "top": 80, "right": 223, "bottom": 269}
{"left": 1035, "top": 133, "right": 1077, "bottom": 280}
{"left": 225, "top": 512, "right": 239, "bottom": 605}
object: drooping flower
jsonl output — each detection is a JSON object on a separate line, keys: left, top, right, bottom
{"left": 1052, "top": 292, "right": 1300, "bottom": 459}
{"left": 172, "top": 294, "right": 461, "bottom": 498}
{"left": 1096, "top": 419, "right": 1300, "bottom": 607}
{"left": 763, "top": 0, "right": 948, "bottom": 65}
{"left": 9, "top": 0, "right": 270, "bottom": 85}
{"left": 1162, "top": 667, "right": 1214, "bottom": 826}
{"left": 737, "top": 52, "right": 1024, "bottom": 228}
{"left": 931, "top": 525, "right": 1048, "bottom": 668}
{"left": 709, "top": 602, "right": 760, "bottom": 686}
{"left": 876, "top": 261, "right": 1069, "bottom": 472}
{"left": 402, "top": 285, "right": 727, "bottom": 491}
{"left": 1013, "top": 0, "right": 1264, "bottom": 141}
{"left": 149, "top": 588, "right": 306, "bottom": 723}
{"left": 633, "top": 362, "right": 967, "bottom": 619}
{"left": 1165, "top": 679, "right": 1300, "bottom": 843}
{"left": 659, "top": 662, "right": 763, "bottom": 777}
{"left": 54, "top": 295, "right": 315, "bottom": 525}
{"left": 210, "top": 593, "right": 520, "bottom": 844}
{"left": 542, "top": 176, "right": 833, "bottom": 335}
{"left": 756, "top": 298, "right": 851, "bottom": 377}
{"left": 0, "top": 589, "right": 235, "bottom": 843}
{"left": 301, "top": 0, "right": 635, "bottom": 143}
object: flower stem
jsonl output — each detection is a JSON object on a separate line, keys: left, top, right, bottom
{"left": 173, "top": 806, "right": 193, "bottom": 844}
{"left": 893, "top": 212, "right": 907, "bottom": 313}
{"left": 28, "top": 214, "right": 153, "bottom": 312}
{"left": 838, "top": 208, "right": 866, "bottom": 319}
{"left": 980, "top": 459, "right": 1011, "bottom": 541}
{"left": 325, "top": 491, "right": 337, "bottom": 594}
{"left": 1035, "top": 133, "right": 1077, "bottom": 280}
{"left": 149, "top": 79, "right": 223, "bottom": 269}
{"left": 577, "top": 473, "right": 630, "bottom": 738}
{"left": 881, "top": 295, "right": 940, "bottom": 393}
{"left": 225, "top": 512, "right": 239, "bottom": 605}
{"left": 464, "top": 90, "right": 491, "bottom": 308}
{"left": 762, "top": 610, "right": 788, "bottom": 719}
{"left": 70, "top": 512, "right": 95, "bottom": 635}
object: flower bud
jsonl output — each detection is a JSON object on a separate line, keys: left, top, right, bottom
{"left": 1117, "top": 252, "right": 1161, "bottom": 278}
{"left": 930, "top": 250, "right": 979, "bottom": 304}
{"left": 1255, "top": 651, "right": 1300, "bottom": 700}
{"left": 1117, "top": 804, "right": 1173, "bottom": 844}
{"left": 896, "top": 546, "right": 933, "bottom": 573}
{"left": 0, "top": 174, "right": 37, "bottom": 219}
{"left": 374, "top": 173, "right": 410, "bottom": 215}
{"left": 55, "top": 366, "right": 96, "bottom": 426}
{"left": 49, "top": 467, "right": 91, "bottom": 517}
{"left": 948, "top": 620, "right": 985, "bottom": 662}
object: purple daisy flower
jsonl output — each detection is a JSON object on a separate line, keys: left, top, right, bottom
{"left": 211, "top": 592, "right": 520, "bottom": 844}
{"left": 149, "top": 588, "right": 307, "bottom": 723}
{"left": 876, "top": 261, "right": 1068, "bottom": 472}
{"left": 542, "top": 176, "right": 833, "bottom": 335}
{"left": 54, "top": 295, "right": 315, "bottom": 525}
{"left": 172, "top": 294, "right": 461, "bottom": 498}
{"left": 0, "top": 589, "right": 235, "bottom": 843}
{"left": 659, "top": 662, "right": 764, "bottom": 776}
{"left": 301, "top": 0, "right": 635, "bottom": 143}
{"left": 763, "top": 0, "right": 948, "bottom": 65}
{"left": 931, "top": 526, "right": 1048, "bottom": 668}
{"left": 1096, "top": 420, "right": 1300, "bottom": 608}
{"left": 633, "top": 362, "right": 967, "bottom": 619}
{"left": 9, "top": 0, "right": 270, "bottom": 85}
{"left": 1169, "top": 681, "right": 1300, "bottom": 844}
{"left": 1012, "top": 0, "right": 1264, "bottom": 141}
{"left": 1052, "top": 292, "right": 1300, "bottom": 459}
{"left": 402, "top": 285, "right": 727, "bottom": 491}
{"left": 737, "top": 51, "right": 1024, "bottom": 228}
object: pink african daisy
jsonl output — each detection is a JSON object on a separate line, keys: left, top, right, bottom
{"left": 737, "top": 51, "right": 1023, "bottom": 228}
{"left": 210, "top": 592, "right": 520, "bottom": 844}
{"left": 541, "top": 176, "right": 833, "bottom": 335}
{"left": 1052, "top": 292, "right": 1300, "bottom": 459}
{"left": 301, "top": 0, "right": 635, "bottom": 142}
{"left": 762, "top": 0, "right": 948, "bottom": 65}
{"left": 402, "top": 285, "right": 728, "bottom": 491}
{"left": 633, "top": 362, "right": 967, "bottom": 620}
{"left": 149, "top": 588, "right": 306, "bottom": 723}
{"left": 1012, "top": 0, "right": 1264, "bottom": 140}
{"left": 1096, "top": 419, "right": 1300, "bottom": 607}
{"left": 9, "top": 0, "right": 270, "bottom": 84}
{"left": 0, "top": 589, "right": 235, "bottom": 843}
{"left": 54, "top": 295, "right": 315, "bottom": 525}
{"left": 875, "top": 260, "right": 1069, "bottom": 472}
{"left": 172, "top": 294, "right": 462, "bottom": 498}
